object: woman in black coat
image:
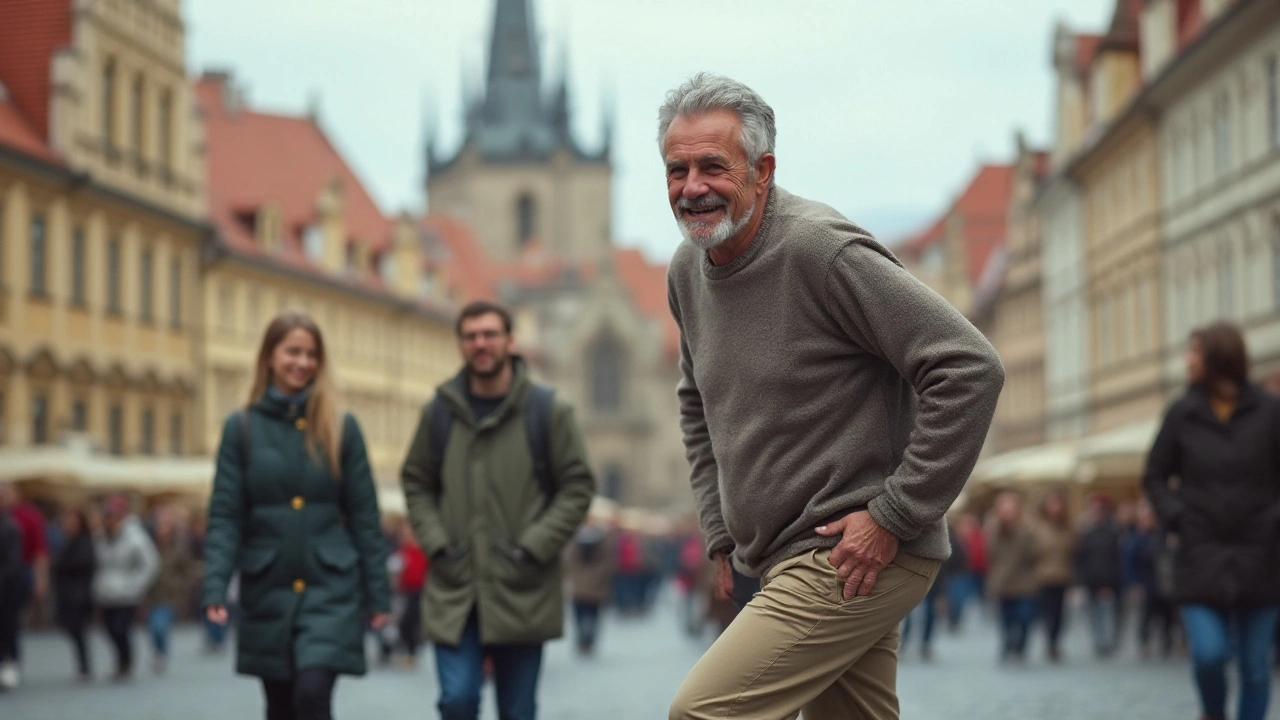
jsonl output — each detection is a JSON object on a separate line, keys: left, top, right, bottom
{"left": 1143, "top": 321, "right": 1280, "bottom": 720}
{"left": 53, "top": 507, "right": 96, "bottom": 680}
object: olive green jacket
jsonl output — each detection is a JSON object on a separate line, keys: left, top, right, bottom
{"left": 202, "top": 393, "right": 391, "bottom": 680}
{"left": 401, "top": 358, "right": 595, "bottom": 646}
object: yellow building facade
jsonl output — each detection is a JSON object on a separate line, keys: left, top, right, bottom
{"left": 0, "top": 0, "right": 208, "bottom": 501}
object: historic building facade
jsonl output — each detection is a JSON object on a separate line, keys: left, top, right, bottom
{"left": 423, "top": 0, "right": 687, "bottom": 509}
{"left": 197, "top": 73, "right": 457, "bottom": 490}
{"left": 0, "top": 0, "right": 208, "bottom": 499}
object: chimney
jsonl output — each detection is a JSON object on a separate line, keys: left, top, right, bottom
{"left": 391, "top": 212, "right": 422, "bottom": 298}
{"left": 316, "top": 177, "right": 346, "bottom": 273}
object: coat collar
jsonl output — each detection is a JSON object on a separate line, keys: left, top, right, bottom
{"left": 437, "top": 355, "right": 534, "bottom": 428}
{"left": 1186, "top": 382, "right": 1264, "bottom": 424}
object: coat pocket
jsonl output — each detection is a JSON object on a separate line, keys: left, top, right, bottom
{"left": 314, "top": 544, "right": 359, "bottom": 573}
{"left": 493, "top": 544, "right": 550, "bottom": 591}
{"left": 238, "top": 546, "right": 279, "bottom": 577}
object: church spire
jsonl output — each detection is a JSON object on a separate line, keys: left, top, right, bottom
{"left": 550, "top": 41, "right": 571, "bottom": 141}
{"left": 483, "top": 0, "right": 543, "bottom": 124}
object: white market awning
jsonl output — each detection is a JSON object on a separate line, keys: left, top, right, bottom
{"left": 969, "top": 442, "right": 1079, "bottom": 486}
{"left": 0, "top": 438, "right": 214, "bottom": 496}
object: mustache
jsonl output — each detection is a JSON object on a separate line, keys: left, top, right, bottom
{"left": 677, "top": 195, "right": 727, "bottom": 211}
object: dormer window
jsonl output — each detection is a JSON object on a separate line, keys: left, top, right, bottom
{"left": 303, "top": 224, "right": 324, "bottom": 262}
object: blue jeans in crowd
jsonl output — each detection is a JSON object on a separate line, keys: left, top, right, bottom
{"left": 902, "top": 581, "right": 942, "bottom": 652}
{"left": 434, "top": 610, "right": 544, "bottom": 720}
{"left": 997, "top": 597, "right": 1036, "bottom": 660}
{"left": 148, "top": 604, "right": 176, "bottom": 659}
{"left": 1181, "top": 604, "right": 1280, "bottom": 720}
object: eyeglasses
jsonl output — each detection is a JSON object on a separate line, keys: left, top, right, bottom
{"left": 460, "top": 330, "right": 506, "bottom": 344}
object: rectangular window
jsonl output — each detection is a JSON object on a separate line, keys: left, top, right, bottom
{"left": 31, "top": 394, "right": 48, "bottom": 445}
{"left": 169, "top": 257, "right": 181, "bottom": 328}
{"left": 141, "top": 407, "right": 154, "bottom": 454}
{"left": 1269, "top": 55, "right": 1280, "bottom": 151}
{"left": 28, "top": 215, "right": 46, "bottom": 297}
{"left": 1220, "top": 255, "right": 1235, "bottom": 317}
{"left": 106, "top": 238, "right": 121, "bottom": 314}
{"left": 102, "top": 58, "right": 116, "bottom": 148}
{"left": 158, "top": 89, "right": 173, "bottom": 169}
{"left": 170, "top": 412, "right": 182, "bottom": 455}
{"left": 1214, "top": 92, "right": 1231, "bottom": 179}
{"left": 71, "top": 227, "right": 86, "bottom": 306}
{"left": 71, "top": 399, "right": 87, "bottom": 432}
{"left": 108, "top": 403, "right": 123, "bottom": 455}
{"left": 139, "top": 247, "right": 153, "bottom": 321}
{"left": 131, "top": 73, "right": 144, "bottom": 156}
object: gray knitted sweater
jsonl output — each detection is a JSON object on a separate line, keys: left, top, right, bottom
{"left": 667, "top": 187, "right": 1005, "bottom": 577}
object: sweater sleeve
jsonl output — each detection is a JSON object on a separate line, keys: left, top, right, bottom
{"left": 669, "top": 279, "right": 734, "bottom": 559}
{"left": 340, "top": 414, "right": 392, "bottom": 614}
{"left": 201, "top": 413, "right": 247, "bottom": 608}
{"left": 824, "top": 241, "right": 1005, "bottom": 541}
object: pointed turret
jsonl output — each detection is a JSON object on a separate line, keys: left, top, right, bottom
{"left": 483, "top": 0, "right": 543, "bottom": 124}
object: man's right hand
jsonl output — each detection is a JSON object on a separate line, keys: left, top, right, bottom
{"left": 206, "top": 604, "right": 229, "bottom": 625}
{"left": 712, "top": 553, "right": 734, "bottom": 601}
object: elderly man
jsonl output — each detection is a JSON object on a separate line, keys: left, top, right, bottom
{"left": 662, "top": 73, "right": 1005, "bottom": 720}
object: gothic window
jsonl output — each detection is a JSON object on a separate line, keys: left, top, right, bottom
{"left": 141, "top": 407, "right": 155, "bottom": 455}
{"left": 31, "top": 394, "right": 48, "bottom": 445}
{"left": 516, "top": 193, "right": 536, "bottom": 249}
{"left": 602, "top": 465, "right": 625, "bottom": 502}
{"left": 131, "top": 73, "right": 145, "bottom": 157}
{"left": 589, "top": 333, "right": 625, "bottom": 414}
{"left": 170, "top": 411, "right": 182, "bottom": 455}
{"left": 108, "top": 403, "right": 123, "bottom": 455}
{"left": 158, "top": 88, "right": 173, "bottom": 170}
{"left": 170, "top": 257, "right": 182, "bottom": 328}
{"left": 71, "top": 399, "right": 87, "bottom": 432}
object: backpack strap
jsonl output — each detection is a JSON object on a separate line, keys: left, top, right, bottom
{"left": 427, "top": 396, "right": 454, "bottom": 487}
{"left": 525, "top": 385, "right": 556, "bottom": 508}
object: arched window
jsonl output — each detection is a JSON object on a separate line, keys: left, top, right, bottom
{"left": 589, "top": 333, "right": 625, "bottom": 414}
{"left": 516, "top": 193, "right": 535, "bottom": 249}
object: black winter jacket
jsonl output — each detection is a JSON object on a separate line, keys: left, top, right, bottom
{"left": 1142, "top": 384, "right": 1280, "bottom": 608}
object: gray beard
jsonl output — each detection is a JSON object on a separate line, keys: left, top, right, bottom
{"left": 678, "top": 200, "right": 755, "bottom": 251}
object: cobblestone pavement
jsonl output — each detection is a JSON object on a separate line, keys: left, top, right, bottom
{"left": 0, "top": 589, "right": 1267, "bottom": 719}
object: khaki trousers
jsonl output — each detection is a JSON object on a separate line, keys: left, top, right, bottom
{"left": 670, "top": 548, "right": 939, "bottom": 720}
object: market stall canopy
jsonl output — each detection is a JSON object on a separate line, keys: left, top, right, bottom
{"left": 0, "top": 435, "right": 214, "bottom": 496}
{"left": 1074, "top": 420, "right": 1160, "bottom": 484}
{"left": 969, "top": 442, "right": 1079, "bottom": 486}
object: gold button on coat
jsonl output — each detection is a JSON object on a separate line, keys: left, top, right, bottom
{"left": 293, "top": 579, "right": 306, "bottom": 593}
{"left": 295, "top": 418, "right": 307, "bottom": 430}
{"left": 291, "top": 496, "right": 304, "bottom": 510}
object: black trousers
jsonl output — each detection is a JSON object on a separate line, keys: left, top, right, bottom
{"left": 263, "top": 667, "right": 339, "bottom": 720}
{"left": 0, "top": 576, "right": 22, "bottom": 664}
{"left": 398, "top": 590, "right": 423, "bottom": 656}
{"left": 1040, "top": 584, "right": 1068, "bottom": 651}
{"left": 100, "top": 605, "right": 137, "bottom": 674}
{"left": 58, "top": 606, "right": 93, "bottom": 674}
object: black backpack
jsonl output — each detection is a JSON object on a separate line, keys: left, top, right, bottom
{"left": 428, "top": 385, "right": 556, "bottom": 508}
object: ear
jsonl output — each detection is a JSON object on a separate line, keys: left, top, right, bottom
{"left": 754, "top": 153, "right": 776, "bottom": 194}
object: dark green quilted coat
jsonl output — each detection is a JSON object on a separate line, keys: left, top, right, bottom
{"left": 202, "top": 393, "right": 390, "bottom": 680}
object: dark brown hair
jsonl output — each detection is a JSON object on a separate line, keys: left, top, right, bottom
{"left": 249, "top": 310, "right": 341, "bottom": 477}
{"left": 455, "top": 300, "right": 513, "bottom": 337}
{"left": 1191, "top": 321, "right": 1249, "bottom": 392}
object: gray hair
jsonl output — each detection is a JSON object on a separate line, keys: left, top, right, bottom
{"left": 657, "top": 73, "right": 777, "bottom": 167}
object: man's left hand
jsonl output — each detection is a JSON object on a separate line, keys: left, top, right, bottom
{"left": 815, "top": 511, "right": 899, "bottom": 600}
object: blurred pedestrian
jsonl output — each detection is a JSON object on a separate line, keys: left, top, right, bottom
{"left": 1074, "top": 494, "right": 1123, "bottom": 658}
{"left": 394, "top": 521, "right": 427, "bottom": 667}
{"left": 202, "top": 310, "right": 391, "bottom": 720}
{"left": 564, "top": 522, "right": 615, "bottom": 657}
{"left": 0, "top": 482, "right": 50, "bottom": 689}
{"left": 0, "top": 492, "right": 24, "bottom": 690}
{"left": 948, "top": 512, "right": 987, "bottom": 631}
{"left": 1126, "top": 501, "right": 1177, "bottom": 659}
{"left": 400, "top": 301, "right": 594, "bottom": 720}
{"left": 52, "top": 507, "right": 96, "bottom": 681}
{"left": 1035, "top": 491, "right": 1075, "bottom": 663}
{"left": 675, "top": 531, "right": 706, "bottom": 637}
{"left": 613, "top": 529, "right": 645, "bottom": 616}
{"left": 986, "top": 492, "right": 1040, "bottom": 664}
{"left": 662, "top": 74, "right": 1003, "bottom": 720}
{"left": 1143, "top": 321, "right": 1280, "bottom": 720}
{"left": 147, "top": 508, "right": 197, "bottom": 674}
{"left": 93, "top": 494, "right": 160, "bottom": 681}
{"left": 902, "top": 526, "right": 965, "bottom": 661}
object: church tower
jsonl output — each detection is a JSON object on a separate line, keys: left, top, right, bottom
{"left": 425, "top": 0, "right": 613, "bottom": 264}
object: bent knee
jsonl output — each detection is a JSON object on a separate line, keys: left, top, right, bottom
{"left": 669, "top": 678, "right": 722, "bottom": 720}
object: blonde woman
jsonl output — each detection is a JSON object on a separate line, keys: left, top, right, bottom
{"left": 202, "top": 310, "right": 389, "bottom": 720}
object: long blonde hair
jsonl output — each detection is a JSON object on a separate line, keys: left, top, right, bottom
{"left": 248, "top": 310, "right": 342, "bottom": 477}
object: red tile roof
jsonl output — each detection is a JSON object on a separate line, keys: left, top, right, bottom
{"left": 0, "top": 98, "right": 59, "bottom": 164}
{"left": 421, "top": 213, "right": 497, "bottom": 301}
{"left": 614, "top": 247, "right": 679, "bottom": 359}
{"left": 0, "top": 0, "right": 73, "bottom": 142}
{"left": 897, "top": 164, "right": 1015, "bottom": 288}
{"left": 1075, "top": 33, "right": 1103, "bottom": 74}
{"left": 197, "top": 74, "right": 392, "bottom": 281}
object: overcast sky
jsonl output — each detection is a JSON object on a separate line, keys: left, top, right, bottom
{"left": 187, "top": 0, "right": 1113, "bottom": 261}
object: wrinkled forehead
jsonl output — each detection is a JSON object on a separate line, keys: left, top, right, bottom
{"left": 663, "top": 110, "right": 745, "bottom": 161}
